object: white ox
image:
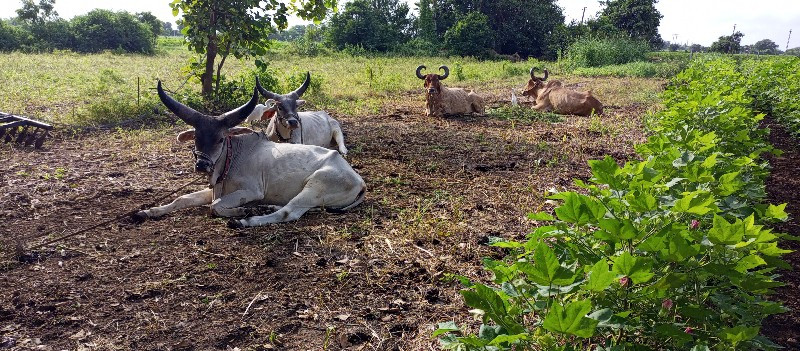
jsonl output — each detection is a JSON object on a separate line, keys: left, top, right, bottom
{"left": 245, "top": 98, "right": 348, "bottom": 156}
{"left": 134, "top": 81, "right": 366, "bottom": 228}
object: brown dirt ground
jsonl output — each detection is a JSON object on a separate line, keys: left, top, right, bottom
{"left": 762, "top": 118, "right": 800, "bottom": 350}
{"left": 2, "top": 80, "right": 654, "bottom": 350}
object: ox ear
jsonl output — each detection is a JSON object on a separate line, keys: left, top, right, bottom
{"left": 176, "top": 129, "right": 196, "bottom": 143}
{"left": 226, "top": 126, "right": 255, "bottom": 136}
{"left": 265, "top": 99, "right": 279, "bottom": 111}
{"left": 296, "top": 100, "right": 306, "bottom": 108}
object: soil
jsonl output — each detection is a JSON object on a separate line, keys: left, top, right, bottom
{"left": 761, "top": 118, "right": 800, "bottom": 350}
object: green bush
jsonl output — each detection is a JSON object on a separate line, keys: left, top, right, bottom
{"left": 0, "top": 20, "right": 25, "bottom": 51}
{"left": 565, "top": 37, "right": 650, "bottom": 68}
{"left": 444, "top": 12, "right": 494, "bottom": 58}
{"left": 71, "top": 9, "right": 154, "bottom": 53}
{"left": 437, "top": 57, "right": 790, "bottom": 350}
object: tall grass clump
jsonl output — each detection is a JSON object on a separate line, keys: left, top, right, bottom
{"left": 565, "top": 37, "right": 650, "bottom": 68}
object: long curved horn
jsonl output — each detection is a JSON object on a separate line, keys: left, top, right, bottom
{"left": 416, "top": 65, "right": 426, "bottom": 80}
{"left": 256, "top": 76, "right": 281, "bottom": 101}
{"left": 530, "top": 67, "right": 536, "bottom": 79}
{"left": 438, "top": 65, "right": 450, "bottom": 80}
{"left": 542, "top": 68, "right": 549, "bottom": 81}
{"left": 221, "top": 85, "right": 260, "bottom": 128}
{"left": 157, "top": 80, "right": 202, "bottom": 126}
{"left": 289, "top": 71, "right": 311, "bottom": 98}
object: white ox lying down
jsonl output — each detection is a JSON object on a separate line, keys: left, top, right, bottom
{"left": 245, "top": 101, "right": 348, "bottom": 156}
{"left": 134, "top": 81, "right": 366, "bottom": 228}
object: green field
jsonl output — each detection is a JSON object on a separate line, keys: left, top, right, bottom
{"left": 0, "top": 39, "right": 673, "bottom": 127}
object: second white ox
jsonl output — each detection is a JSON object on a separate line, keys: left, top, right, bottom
{"left": 134, "top": 81, "right": 366, "bottom": 228}
{"left": 246, "top": 74, "right": 348, "bottom": 156}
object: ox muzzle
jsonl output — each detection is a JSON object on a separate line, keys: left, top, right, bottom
{"left": 193, "top": 149, "right": 215, "bottom": 174}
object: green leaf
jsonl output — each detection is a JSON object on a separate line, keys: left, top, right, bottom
{"left": 628, "top": 192, "right": 658, "bottom": 212}
{"left": 585, "top": 260, "right": 616, "bottom": 292}
{"left": 528, "top": 212, "right": 555, "bottom": 221}
{"left": 587, "top": 308, "right": 626, "bottom": 329}
{"left": 517, "top": 243, "right": 575, "bottom": 286}
{"left": 489, "top": 333, "right": 528, "bottom": 345}
{"left": 589, "top": 156, "right": 622, "bottom": 187}
{"left": 719, "top": 325, "right": 759, "bottom": 345}
{"left": 716, "top": 172, "right": 743, "bottom": 196}
{"left": 554, "top": 192, "right": 606, "bottom": 225}
{"left": 735, "top": 254, "right": 767, "bottom": 273}
{"left": 612, "top": 252, "right": 654, "bottom": 284}
{"left": 764, "top": 203, "right": 788, "bottom": 221}
{"left": 542, "top": 299, "right": 598, "bottom": 338}
{"left": 672, "top": 151, "right": 695, "bottom": 167}
{"left": 673, "top": 191, "right": 716, "bottom": 215}
{"left": 461, "top": 284, "right": 521, "bottom": 333}
{"left": 598, "top": 218, "right": 638, "bottom": 241}
{"left": 701, "top": 153, "right": 718, "bottom": 168}
{"left": 665, "top": 233, "right": 700, "bottom": 262}
{"left": 432, "top": 321, "right": 460, "bottom": 337}
{"left": 708, "top": 215, "right": 745, "bottom": 245}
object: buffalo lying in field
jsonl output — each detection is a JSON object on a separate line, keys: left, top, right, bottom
{"left": 416, "top": 65, "right": 485, "bottom": 117}
{"left": 522, "top": 68, "right": 603, "bottom": 117}
{"left": 135, "top": 81, "right": 366, "bottom": 228}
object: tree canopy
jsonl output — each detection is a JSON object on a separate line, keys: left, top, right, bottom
{"left": 753, "top": 39, "right": 779, "bottom": 54}
{"left": 327, "top": 0, "right": 411, "bottom": 52}
{"left": 171, "top": 0, "right": 336, "bottom": 97}
{"left": 709, "top": 31, "right": 744, "bottom": 54}
{"left": 591, "top": 0, "right": 663, "bottom": 48}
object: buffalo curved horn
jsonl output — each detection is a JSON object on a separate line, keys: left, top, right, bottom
{"left": 289, "top": 71, "right": 311, "bottom": 98}
{"left": 542, "top": 68, "right": 549, "bottom": 81}
{"left": 221, "top": 85, "right": 260, "bottom": 128}
{"left": 416, "top": 65, "right": 427, "bottom": 80}
{"left": 530, "top": 67, "right": 536, "bottom": 79}
{"left": 256, "top": 76, "right": 281, "bottom": 101}
{"left": 438, "top": 65, "right": 450, "bottom": 80}
{"left": 157, "top": 80, "right": 202, "bottom": 126}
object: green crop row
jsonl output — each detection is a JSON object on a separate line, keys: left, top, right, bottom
{"left": 435, "top": 56, "right": 793, "bottom": 350}
{"left": 741, "top": 56, "right": 800, "bottom": 136}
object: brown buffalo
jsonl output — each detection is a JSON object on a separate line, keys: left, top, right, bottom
{"left": 416, "top": 65, "right": 485, "bottom": 117}
{"left": 522, "top": 68, "right": 603, "bottom": 116}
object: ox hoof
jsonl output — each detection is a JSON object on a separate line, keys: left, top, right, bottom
{"left": 131, "top": 211, "right": 149, "bottom": 223}
{"left": 227, "top": 219, "right": 245, "bottom": 229}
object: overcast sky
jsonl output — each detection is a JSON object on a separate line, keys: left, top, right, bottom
{"left": 1, "top": 0, "right": 798, "bottom": 48}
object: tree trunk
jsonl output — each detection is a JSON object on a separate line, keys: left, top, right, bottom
{"left": 202, "top": 40, "right": 217, "bottom": 97}
{"left": 201, "top": 9, "right": 218, "bottom": 98}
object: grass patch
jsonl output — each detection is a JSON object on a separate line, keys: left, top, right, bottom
{"left": 486, "top": 105, "right": 563, "bottom": 123}
{"left": 571, "top": 61, "right": 685, "bottom": 78}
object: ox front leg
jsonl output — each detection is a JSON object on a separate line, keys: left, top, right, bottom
{"left": 210, "top": 189, "right": 263, "bottom": 217}
{"left": 136, "top": 188, "right": 213, "bottom": 220}
{"left": 532, "top": 102, "right": 551, "bottom": 112}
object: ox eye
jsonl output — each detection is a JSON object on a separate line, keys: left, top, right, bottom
{"left": 218, "top": 138, "right": 224, "bottom": 143}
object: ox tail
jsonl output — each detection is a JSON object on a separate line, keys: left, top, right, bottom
{"left": 325, "top": 186, "right": 366, "bottom": 214}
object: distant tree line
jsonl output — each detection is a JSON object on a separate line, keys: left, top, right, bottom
{"left": 278, "top": 0, "right": 664, "bottom": 60}
{"left": 0, "top": 0, "right": 175, "bottom": 53}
